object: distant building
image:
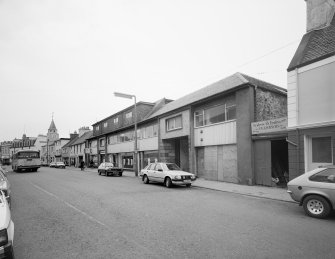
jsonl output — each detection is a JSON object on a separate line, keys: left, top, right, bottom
{"left": 41, "top": 118, "right": 60, "bottom": 163}
{"left": 9, "top": 134, "right": 47, "bottom": 159}
{"left": 0, "top": 141, "right": 12, "bottom": 165}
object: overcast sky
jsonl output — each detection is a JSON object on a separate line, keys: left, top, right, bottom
{"left": 0, "top": 0, "right": 306, "bottom": 142}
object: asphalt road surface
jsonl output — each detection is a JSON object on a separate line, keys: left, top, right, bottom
{"left": 6, "top": 166, "right": 335, "bottom": 259}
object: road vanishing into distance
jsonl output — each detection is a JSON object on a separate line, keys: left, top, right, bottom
{"left": 6, "top": 166, "right": 335, "bottom": 259}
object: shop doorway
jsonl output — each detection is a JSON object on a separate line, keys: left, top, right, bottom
{"left": 254, "top": 138, "right": 288, "bottom": 187}
{"left": 271, "top": 139, "right": 288, "bottom": 187}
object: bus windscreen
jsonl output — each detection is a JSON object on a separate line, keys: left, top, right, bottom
{"left": 17, "top": 152, "right": 39, "bottom": 158}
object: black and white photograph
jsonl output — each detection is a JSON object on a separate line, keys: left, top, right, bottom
{"left": 1, "top": 0, "right": 335, "bottom": 258}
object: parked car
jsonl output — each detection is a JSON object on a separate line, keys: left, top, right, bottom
{"left": 49, "top": 162, "right": 56, "bottom": 168}
{"left": 140, "top": 162, "right": 196, "bottom": 188}
{"left": 0, "top": 190, "right": 14, "bottom": 259}
{"left": 41, "top": 161, "right": 49, "bottom": 167}
{"left": 287, "top": 166, "right": 335, "bottom": 219}
{"left": 0, "top": 168, "right": 10, "bottom": 206}
{"left": 98, "top": 162, "right": 123, "bottom": 177}
{"left": 55, "top": 162, "right": 66, "bottom": 169}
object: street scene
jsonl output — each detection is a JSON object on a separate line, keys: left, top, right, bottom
{"left": 5, "top": 166, "right": 335, "bottom": 259}
{"left": 1, "top": 0, "right": 335, "bottom": 258}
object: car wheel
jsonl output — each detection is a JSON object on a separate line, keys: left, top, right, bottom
{"left": 105, "top": 171, "right": 109, "bottom": 177}
{"left": 98, "top": 170, "right": 101, "bottom": 175}
{"left": 186, "top": 183, "right": 191, "bottom": 187}
{"left": 165, "top": 177, "right": 172, "bottom": 188}
{"left": 302, "top": 195, "right": 331, "bottom": 219}
{"left": 118, "top": 172, "right": 122, "bottom": 177}
{"left": 143, "top": 175, "right": 149, "bottom": 184}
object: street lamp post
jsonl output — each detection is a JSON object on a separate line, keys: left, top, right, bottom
{"left": 114, "top": 92, "right": 138, "bottom": 176}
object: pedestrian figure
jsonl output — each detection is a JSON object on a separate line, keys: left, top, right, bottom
{"left": 80, "top": 161, "right": 85, "bottom": 171}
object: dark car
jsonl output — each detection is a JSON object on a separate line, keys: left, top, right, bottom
{"left": 98, "top": 162, "right": 123, "bottom": 177}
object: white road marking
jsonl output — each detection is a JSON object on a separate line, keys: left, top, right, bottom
{"left": 31, "top": 183, "right": 108, "bottom": 228}
{"left": 30, "top": 182, "right": 157, "bottom": 257}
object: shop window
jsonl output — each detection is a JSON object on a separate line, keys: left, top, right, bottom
{"left": 123, "top": 156, "right": 133, "bottom": 168}
{"left": 166, "top": 116, "right": 182, "bottom": 131}
{"left": 312, "top": 137, "right": 332, "bottom": 163}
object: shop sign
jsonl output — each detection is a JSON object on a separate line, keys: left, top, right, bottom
{"left": 84, "top": 148, "right": 91, "bottom": 154}
{"left": 251, "top": 117, "right": 287, "bottom": 135}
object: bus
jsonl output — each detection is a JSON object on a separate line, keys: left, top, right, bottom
{"left": 12, "top": 150, "right": 41, "bottom": 172}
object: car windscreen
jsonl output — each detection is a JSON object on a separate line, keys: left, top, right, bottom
{"left": 105, "top": 163, "right": 114, "bottom": 167}
{"left": 166, "top": 163, "right": 181, "bottom": 171}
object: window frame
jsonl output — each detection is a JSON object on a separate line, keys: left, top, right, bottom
{"left": 194, "top": 103, "right": 237, "bottom": 128}
{"left": 166, "top": 115, "right": 183, "bottom": 132}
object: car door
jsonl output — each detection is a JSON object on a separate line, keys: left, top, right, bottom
{"left": 146, "top": 164, "right": 156, "bottom": 182}
{"left": 154, "top": 163, "right": 165, "bottom": 183}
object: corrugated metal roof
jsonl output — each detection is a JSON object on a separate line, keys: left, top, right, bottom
{"left": 146, "top": 72, "right": 286, "bottom": 119}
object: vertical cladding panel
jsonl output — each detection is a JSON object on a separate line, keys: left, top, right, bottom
{"left": 287, "top": 71, "right": 297, "bottom": 128}
{"left": 204, "top": 146, "right": 218, "bottom": 181}
{"left": 194, "top": 121, "right": 236, "bottom": 146}
{"left": 220, "top": 145, "right": 238, "bottom": 183}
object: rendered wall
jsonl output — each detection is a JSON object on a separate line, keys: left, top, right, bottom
{"left": 298, "top": 61, "right": 335, "bottom": 126}
{"left": 236, "top": 87, "right": 254, "bottom": 185}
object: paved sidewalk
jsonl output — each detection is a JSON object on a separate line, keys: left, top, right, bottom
{"left": 71, "top": 167, "right": 293, "bottom": 203}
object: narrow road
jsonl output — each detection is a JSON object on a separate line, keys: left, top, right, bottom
{"left": 7, "top": 167, "right": 335, "bottom": 259}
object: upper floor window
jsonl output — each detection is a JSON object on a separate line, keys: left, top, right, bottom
{"left": 195, "top": 104, "right": 236, "bottom": 128}
{"left": 99, "top": 138, "right": 105, "bottom": 147}
{"left": 126, "top": 112, "right": 132, "bottom": 119}
{"left": 108, "top": 135, "right": 118, "bottom": 145}
{"left": 96, "top": 126, "right": 100, "bottom": 131}
{"left": 166, "top": 116, "right": 182, "bottom": 131}
{"left": 114, "top": 117, "right": 119, "bottom": 124}
{"left": 104, "top": 122, "right": 108, "bottom": 128}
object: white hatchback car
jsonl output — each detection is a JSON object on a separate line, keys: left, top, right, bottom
{"left": 140, "top": 162, "right": 196, "bottom": 188}
{"left": 0, "top": 191, "right": 14, "bottom": 258}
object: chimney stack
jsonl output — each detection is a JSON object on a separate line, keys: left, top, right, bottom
{"left": 305, "top": 0, "right": 335, "bottom": 32}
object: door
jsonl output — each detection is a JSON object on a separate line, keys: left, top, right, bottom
{"left": 196, "top": 147, "right": 205, "bottom": 177}
{"left": 154, "top": 163, "right": 165, "bottom": 183}
{"left": 254, "top": 140, "right": 272, "bottom": 186}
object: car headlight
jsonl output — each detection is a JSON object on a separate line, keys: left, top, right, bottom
{"left": 0, "top": 229, "right": 8, "bottom": 246}
{"left": 191, "top": 175, "right": 196, "bottom": 180}
{"left": 174, "top": 175, "right": 182, "bottom": 180}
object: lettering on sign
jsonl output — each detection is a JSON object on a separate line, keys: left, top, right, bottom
{"left": 251, "top": 117, "right": 287, "bottom": 135}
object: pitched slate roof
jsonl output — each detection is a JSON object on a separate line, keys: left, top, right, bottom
{"left": 62, "top": 136, "right": 79, "bottom": 148}
{"left": 71, "top": 131, "right": 93, "bottom": 146}
{"left": 287, "top": 15, "right": 335, "bottom": 71}
{"left": 146, "top": 72, "right": 286, "bottom": 119}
